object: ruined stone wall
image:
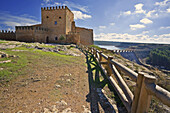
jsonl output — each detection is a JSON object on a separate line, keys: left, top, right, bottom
{"left": 76, "top": 27, "right": 93, "bottom": 45}
{"left": 16, "top": 26, "right": 48, "bottom": 43}
{"left": 41, "top": 6, "right": 67, "bottom": 43}
{"left": 0, "top": 30, "right": 16, "bottom": 41}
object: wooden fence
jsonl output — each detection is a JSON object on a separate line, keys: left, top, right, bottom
{"left": 79, "top": 45, "right": 170, "bottom": 113}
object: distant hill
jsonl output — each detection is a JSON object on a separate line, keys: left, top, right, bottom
{"left": 148, "top": 46, "right": 170, "bottom": 70}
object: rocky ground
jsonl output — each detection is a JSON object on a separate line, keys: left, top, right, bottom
{"left": 0, "top": 41, "right": 91, "bottom": 112}
{"left": 0, "top": 40, "right": 127, "bottom": 113}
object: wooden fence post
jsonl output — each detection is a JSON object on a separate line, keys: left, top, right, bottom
{"left": 131, "top": 72, "right": 156, "bottom": 113}
{"left": 107, "top": 56, "right": 113, "bottom": 76}
{"left": 93, "top": 48, "right": 96, "bottom": 58}
{"left": 91, "top": 47, "right": 94, "bottom": 55}
{"left": 95, "top": 49, "right": 98, "bottom": 59}
{"left": 99, "top": 51, "right": 103, "bottom": 63}
{"left": 88, "top": 47, "right": 90, "bottom": 53}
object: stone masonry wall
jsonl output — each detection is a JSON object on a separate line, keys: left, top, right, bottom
{"left": 66, "top": 32, "right": 80, "bottom": 44}
{"left": 16, "top": 26, "right": 48, "bottom": 43}
{"left": 76, "top": 27, "right": 93, "bottom": 45}
{"left": 65, "top": 7, "right": 74, "bottom": 34}
{"left": 0, "top": 30, "right": 16, "bottom": 41}
{"left": 41, "top": 6, "right": 67, "bottom": 43}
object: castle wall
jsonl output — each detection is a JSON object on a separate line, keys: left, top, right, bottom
{"left": 66, "top": 32, "right": 80, "bottom": 44}
{"left": 76, "top": 27, "right": 93, "bottom": 45}
{"left": 34, "top": 29, "right": 49, "bottom": 43}
{"left": 16, "top": 26, "right": 48, "bottom": 43}
{"left": 16, "top": 26, "right": 35, "bottom": 42}
{"left": 0, "top": 30, "right": 16, "bottom": 41}
{"left": 66, "top": 7, "right": 74, "bottom": 34}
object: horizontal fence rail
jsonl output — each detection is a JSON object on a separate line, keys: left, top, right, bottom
{"left": 79, "top": 45, "right": 170, "bottom": 113}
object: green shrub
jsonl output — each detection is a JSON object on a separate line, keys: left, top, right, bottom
{"left": 59, "top": 35, "right": 66, "bottom": 41}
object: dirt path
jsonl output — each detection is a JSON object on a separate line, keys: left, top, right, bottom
{"left": 0, "top": 45, "right": 127, "bottom": 113}
{"left": 0, "top": 48, "right": 91, "bottom": 112}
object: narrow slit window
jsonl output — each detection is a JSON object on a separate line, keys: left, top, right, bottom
{"left": 55, "top": 37, "right": 58, "bottom": 40}
{"left": 55, "top": 21, "right": 57, "bottom": 25}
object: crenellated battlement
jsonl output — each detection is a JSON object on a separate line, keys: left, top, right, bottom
{"left": 0, "top": 30, "right": 15, "bottom": 34}
{"left": 16, "top": 26, "right": 48, "bottom": 31}
{"left": 0, "top": 30, "right": 16, "bottom": 41}
{"left": 41, "top": 6, "right": 69, "bottom": 11}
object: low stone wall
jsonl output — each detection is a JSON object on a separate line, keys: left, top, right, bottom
{"left": 0, "top": 30, "right": 16, "bottom": 41}
{"left": 16, "top": 26, "right": 49, "bottom": 43}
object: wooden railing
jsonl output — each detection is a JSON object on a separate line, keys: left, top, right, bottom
{"left": 79, "top": 45, "right": 170, "bottom": 113}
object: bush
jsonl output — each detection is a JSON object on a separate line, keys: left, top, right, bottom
{"left": 59, "top": 35, "right": 66, "bottom": 41}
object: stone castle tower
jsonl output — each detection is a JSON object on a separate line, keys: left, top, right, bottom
{"left": 0, "top": 6, "right": 93, "bottom": 45}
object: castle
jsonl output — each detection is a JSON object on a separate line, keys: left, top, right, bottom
{"left": 0, "top": 6, "right": 93, "bottom": 45}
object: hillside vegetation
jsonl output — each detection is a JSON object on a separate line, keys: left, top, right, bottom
{"left": 148, "top": 46, "right": 170, "bottom": 70}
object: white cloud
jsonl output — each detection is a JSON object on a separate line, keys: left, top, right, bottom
{"left": 142, "top": 31, "right": 149, "bottom": 34}
{"left": 72, "top": 11, "right": 92, "bottom": 20}
{"left": 94, "top": 32, "right": 170, "bottom": 44}
{"left": 160, "top": 26, "right": 170, "bottom": 29}
{"left": 63, "top": 1, "right": 88, "bottom": 13}
{"left": 167, "top": 8, "right": 170, "bottom": 13}
{"left": 54, "top": 2, "right": 62, "bottom": 6}
{"left": 110, "top": 23, "right": 115, "bottom": 26}
{"left": 42, "top": 1, "right": 89, "bottom": 13}
{"left": 155, "top": 0, "right": 169, "bottom": 6}
{"left": 4, "top": 21, "right": 21, "bottom": 27}
{"left": 124, "top": 11, "right": 131, "bottom": 15}
{"left": 146, "top": 10, "right": 156, "bottom": 17}
{"left": 99, "top": 26, "right": 106, "bottom": 29}
{"left": 159, "top": 33, "right": 170, "bottom": 38}
{"left": 129, "top": 24, "right": 146, "bottom": 30}
{"left": 0, "top": 12, "right": 40, "bottom": 29}
{"left": 43, "top": 0, "right": 51, "bottom": 3}
{"left": 134, "top": 3, "right": 146, "bottom": 14}
{"left": 140, "top": 18, "right": 153, "bottom": 24}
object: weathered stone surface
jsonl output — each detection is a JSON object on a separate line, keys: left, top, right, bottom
{"left": 0, "top": 60, "right": 11, "bottom": 64}
{"left": 56, "top": 100, "right": 67, "bottom": 106}
{"left": 44, "top": 108, "right": 51, "bottom": 113}
{"left": 51, "top": 105, "right": 59, "bottom": 112}
{"left": 17, "top": 110, "right": 22, "bottom": 113}
{"left": 62, "top": 108, "right": 75, "bottom": 113}
{"left": 55, "top": 84, "right": 61, "bottom": 88}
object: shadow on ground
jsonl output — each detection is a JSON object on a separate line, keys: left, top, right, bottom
{"left": 79, "top": 48, "right": 127, "bottom": 113}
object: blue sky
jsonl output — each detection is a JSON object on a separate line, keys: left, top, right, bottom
{"left": 0, "top": 0, "right": 170, "bottom": 44}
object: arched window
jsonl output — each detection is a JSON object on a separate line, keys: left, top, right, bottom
{"left": 46, "top": 16, "right": 49, "bottom": 18}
